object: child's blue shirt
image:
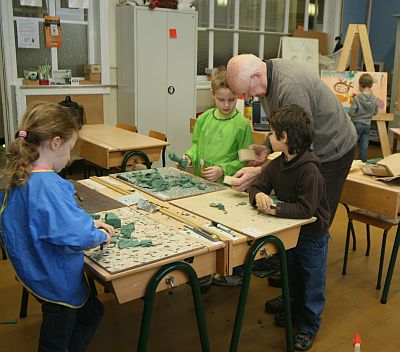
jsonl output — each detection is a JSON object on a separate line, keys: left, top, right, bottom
{"left": 0, "top": 171, "right": 107, "bottom": 307}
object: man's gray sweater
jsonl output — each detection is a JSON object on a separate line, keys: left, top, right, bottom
{"left": 261, "top": 59, "right": 357, "bottom": 163}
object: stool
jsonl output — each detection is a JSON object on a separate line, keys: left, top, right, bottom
{"left": 342, "top": 208, "right": 399, "bottom": 290}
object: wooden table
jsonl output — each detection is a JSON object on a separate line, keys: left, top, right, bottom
{"left": 80, "top": 175, "right": 314, "bottom": 351}
{"left": 340, "top": 169, "right": 400, "bottom": 303}
{"left": 78, "top": 124, "right": 169, "bottom": 169}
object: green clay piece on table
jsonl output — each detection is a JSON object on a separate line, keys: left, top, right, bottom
{"left": 209, "top": 202, "right": 218, "bottom": 208}
{"left": 139, "top": 240, "right": 154, "bottom": 247}
{"left": 105, "top": 212, "right": 122, "bottom": 229}
{"left": 90, "top": 214, "right": 101, "bottom": 220}
{"left": 118, "top": 238, "right": 140, "bottom": 249}
{"left": 168, "top": 151, "right": 188, "bottom": 168}
{"left": 238, "top": 201, "right": 247, "bottom": 206}
{"left": 109, "top": 237, "right": 118, "bottom": 244}
{"left": 120, "top": 222, "right": 135, "bottom": 238}
{"left": 217, "top": 203, "right": 225, "bottom": 211}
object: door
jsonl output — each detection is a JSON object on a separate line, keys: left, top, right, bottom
{"left": 166, "top": 11, "right": 197, "bottom": 156}
{"left": 136, "top": 8, "right": 168, "bottom": 136}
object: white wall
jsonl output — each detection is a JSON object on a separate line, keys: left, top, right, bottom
{"left": 103, "top": 1, "right": 119, "bottom": 126}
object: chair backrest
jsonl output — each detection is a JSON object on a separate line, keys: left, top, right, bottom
{"left": 148, "top": 130, "right": 166, "bottom": 142}
{"left": 148, "top": 130, "right": 167, "bottom": 167}
{"left": 116, "top": 123, "right": 137, "bottom": 133}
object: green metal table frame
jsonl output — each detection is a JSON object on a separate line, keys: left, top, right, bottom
{"left": 381, "top": 223, "right": 400, "bottom": 304}
{"left": 121, "top": 151, "right": 152, "bottom": 171}
{"left": 138, "top": 261, "right": 210, "bottom": 352}
{"left": 229, "top": 235, "right": 293, "bottom": 352}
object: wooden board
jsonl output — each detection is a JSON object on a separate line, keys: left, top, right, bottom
{"left": 171, "top": 189, "right": 315, "bottom": 239}
{"left": 73, "top": 181, "right": 125, "bottom": 214}
{"left": 26, "top": 94, "right": 103, "bottom": 124}
{"left": 112, "top": 167, "right": 225, "bottom": 201}
{"left": 85, "top": 206, "right": 207, "bottom": 274}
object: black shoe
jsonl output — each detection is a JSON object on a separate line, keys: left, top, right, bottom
{"left": 273, "top": 312, "right": 298, "bottom": 328}
{"left": 267, "top": 273, "right": 282, "bottom": 288}
{"left": 265, "top": 295, "right": 293, "bottom": 314}
{"left": 293, "top": 331, "right": 316, "bottom": 351}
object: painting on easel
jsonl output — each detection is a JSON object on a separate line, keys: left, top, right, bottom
{"left": 321, "top": 70, "right": 387, "bottom": 113}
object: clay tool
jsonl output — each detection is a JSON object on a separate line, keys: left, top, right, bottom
{"left": 0, "top": 320, "right": 17, "bottom": 324}
{"left": 211, "top": 221, "right": 235, "bottom": 236}
{"left": 184, "top": 225, "right": 220, "bottom": 242}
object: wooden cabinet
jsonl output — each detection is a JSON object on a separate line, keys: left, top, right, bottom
{"left": 116, "top": 6, "right": 197, "bottom": 157}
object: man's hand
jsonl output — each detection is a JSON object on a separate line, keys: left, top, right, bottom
{"left": 230, "top": 166, "right": 262, "bottom": 192}
{"left": 255, "top": 192, "right": 276, "bottom": 215}
{"left": 247, "top": 144, "right": 270, "bottom": 166}
{"left": 202, "top": 166, "right": 223, "bottom": 182}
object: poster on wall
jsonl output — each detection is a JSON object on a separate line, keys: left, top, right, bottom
{"left": 16, "top": 18, "right": 39, "bottom": 49}
{"left": 321, "top": 70, "right": 387, "bottom": 113}
{"left": 281, "top": 37, "right": 320, "bottom": 76}
{"left": 44, "top": 16, "right": 62, "bottom": 48}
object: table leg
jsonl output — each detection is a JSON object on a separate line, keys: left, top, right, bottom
{"left": 138, "top": 261, "right": 210, "bottom": 352}
{"left": 229, "top": 235, "right": 293, "bottom": 352}
{"left": 381, "top": 224, "right": 400, "bottom": 304}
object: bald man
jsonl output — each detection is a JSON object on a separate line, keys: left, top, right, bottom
{"left": 227, "top": 54, "right": 357, "bottom": 224}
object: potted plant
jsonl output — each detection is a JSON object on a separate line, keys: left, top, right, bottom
{"left": 37, "top": 64, "right": 51, "bottom": 85}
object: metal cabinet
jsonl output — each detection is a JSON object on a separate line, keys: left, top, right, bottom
{"left": 117, "top": 6, "right": 197, "bottom": 157}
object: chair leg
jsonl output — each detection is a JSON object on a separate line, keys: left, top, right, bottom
{"left": 19, "top": 287, "right": 29, "bottom": 318}
{"left": 162, "top": 147, "right": 166, "bottom": 167}
{"left": 366, "top": 224, "right": 371, "bottom": 256}
{"left": 377, "top": 229, "right": 388, "bottom": 290}
{"left": 351, "top": 221, "right": 357, "bottom": 251}
{"left": 343, "top": 219, "right": 352, "bottom": 275}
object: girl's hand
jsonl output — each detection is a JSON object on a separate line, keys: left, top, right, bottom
{"left": 202, "top": 166, "right": 223, "bottom": 182}
{"left": 255, "top": 192, "right": 276, "bottom": 215}
{"left": 94, "top": 220, "right": 115, "bottom": 237}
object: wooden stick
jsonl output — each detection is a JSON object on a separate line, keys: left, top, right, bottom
{"left": 90, "top": 176, "right": 131, "bottom": 195}
{"left": 160, "top": 208, "right": 222, "bottom": 238}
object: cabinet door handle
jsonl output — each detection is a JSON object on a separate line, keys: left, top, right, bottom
{"left": 167, "top": 86, "right": 175, "bottom": 94}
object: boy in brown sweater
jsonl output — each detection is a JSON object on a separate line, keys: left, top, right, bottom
{"left": 248, "top": 104, "right": 330, "bottom": 351}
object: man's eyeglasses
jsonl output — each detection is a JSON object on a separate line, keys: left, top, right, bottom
{"left": 245, "top": 76, "right": 254, "bottom": 104}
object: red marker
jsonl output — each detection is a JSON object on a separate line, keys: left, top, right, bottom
{"left": 353, "top": 332, "right": 361, "bottom": 352}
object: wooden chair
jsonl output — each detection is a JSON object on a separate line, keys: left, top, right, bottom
{"left": 148, "top": 130, "right": 167, "bottom": 167}
{"left": 116, "top": 123, "right": 138, "bottom": 133}
{"left": 390, "top": 127, "right": 400, "bottom": 153}
{"left": 342, "top": 207, "right": 400, "bottom": 290}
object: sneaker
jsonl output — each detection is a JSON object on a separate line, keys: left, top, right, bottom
{"left": 293, "top": 331, "right": 316, "bottom": 351}
{"left": 267, "top": 273, "right": 282, "bottom": 288}
{"left": 199, "top": 275, "right": 212, "bottom": 287}
{"left": 212, "top": 274, "right": 243, "bottom": 287}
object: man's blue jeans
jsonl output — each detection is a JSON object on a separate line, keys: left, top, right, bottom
{"left": 38, "top": 293, "right": 104, "bottom": 352}
{"left": 354, "top": 122, "right": 370, "bottom": 162}
{"left": 288, "top": 232, "right": 329, "bottom": 336}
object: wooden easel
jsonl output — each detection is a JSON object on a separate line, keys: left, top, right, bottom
{"left": 337, "top": 24, "right": 393, "bottom": 157}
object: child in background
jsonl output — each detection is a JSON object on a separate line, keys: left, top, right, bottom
{"left": 348, "top": 73, "right": 379, "bottom": 162}
{"left": 248, "top": 105, "right": 330, "bottom": 351}
{"left": 0, "top": 102, "right": 114, "bottom": 352}
{"left": 181, "top": 66, "right": 254, "bottom": 182}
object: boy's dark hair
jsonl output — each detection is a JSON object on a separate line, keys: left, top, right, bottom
{"left": 359, "top": 73, "right": 374, "bottom": 89}
{"left": 269, "top": 104, "right": 314, "bottom": 155}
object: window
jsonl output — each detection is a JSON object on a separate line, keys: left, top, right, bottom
{"left": 193, "top": 0, "right": 324, "bottom": 76}
{"left": 8, "top": 0, "right": 107, "bottom": 82}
